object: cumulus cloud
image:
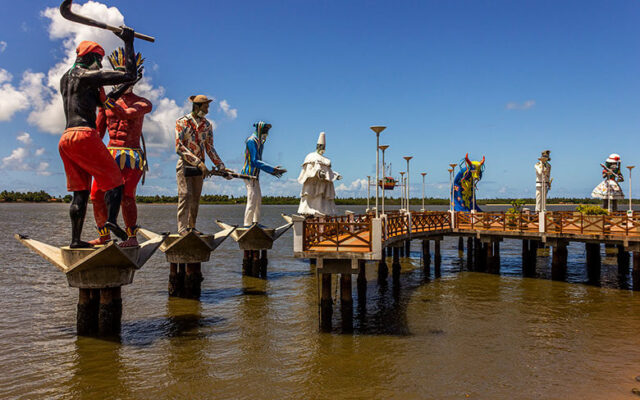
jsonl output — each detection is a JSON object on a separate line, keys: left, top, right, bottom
{"left": 0, "top": 69, "right": 29, "bottom": 121}
{"left": 219, "top": 100, "right": 238, "bottom": 119}
{"left": 505, "top": 100, "right": 535, "bottom": 110}
{"left": 0, "top": 41, "right": 6, "bottom": 53}
{"left": 1, "top": 132, "right": 52, "bottom": 176}
{"left": 336, "top": 178, "right": 368, "bottom": 196}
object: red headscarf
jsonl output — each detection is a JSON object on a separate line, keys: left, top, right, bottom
{"left": 76, "top": 41, "right": 105, "bottom": 57}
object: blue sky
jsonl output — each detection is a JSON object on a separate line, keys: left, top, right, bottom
{"left": 0, "top": 0, "right": 639, "bottom": 199}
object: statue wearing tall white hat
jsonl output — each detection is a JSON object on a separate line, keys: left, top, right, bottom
{"left": 297, "top": 132, "right": 342, "bottom": 216}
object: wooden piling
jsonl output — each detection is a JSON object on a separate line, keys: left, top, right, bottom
{"left": 466, "top": 237, "right": 473, "bottom": 271}
{"left": 586, "top": 243, "right": 601, "bottom": 285}
{"left": 260, "top": 250, "right": 268, "bottom": 278}
{"left": 522, "top": 240, "right": 537, "bottom": 277}
{"left": 551, "top": 241, "right": 568, "bottom": 281}
{"left": 184, "top": 263, "right": 203, "bottom": 299}
{"left": 378, "top": 247, "right": 388, "bottom": 282}
{"left": 422, "top": 240, "right": 430, "bottom": 276}
{"left": 617, "top": 245, "right": 630, "bottom": 275}
{"left": 77, "top": 288, "right": 99, "bottom": 336}
{"left": 340, "top": 273, "right": 353, "bottom": 332}
{"left": 486, "top": 241, "right": 501, "bottom": 274}
{"left": 357, "top": 259, "right": 367, "bottom": 306}
{"left": 98, "top": 286, "right": 122, "bottom": 336}
{"left": 473, "top": 238, "right": 482, "bottom": 272}
{"left": 320, "top": 273, "right": 333, "bottom": 331}
{"left": 242, "top": 250, "right": 252, "bottom": 275}
{"left": 633, "top": 252, "right": 640, "bottom": 291}
{"left": 392, "top": 246, "right": 401, "bottom": 282}
{"left": 434, "top": 240, "right": 441, "bottom": 277}
{"left": 405, "top": 240, "right": 411, "bottom": 257}
{"left": 458, "top": 237, "right": 464, "bottom": 258}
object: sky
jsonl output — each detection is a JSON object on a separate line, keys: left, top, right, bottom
{"left": 0, "top": 0, "right": 638, "bottom": 199}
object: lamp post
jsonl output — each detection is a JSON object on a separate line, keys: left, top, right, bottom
{"left": 421, "top": 172, "right": 427, "bottom": 212}
{"left": 379, "top": 145, "right": 389, "bottom": 215}
{"left": 366, "top": 175, "right": 371, "bottom": 212}
{"left": 370, "top": 126, "right": 386, "bottom": 218}
{"left": 403, "top": 156, "right": 413, "bottom": 212}
{"left": 628, "top": 165, "right": 635, "bottom": 214}
{"left": 399, "top": 171, "right": 405, "bottom": 211}
{"left": 448, "top": 163, "right": 457, "bottom": 214}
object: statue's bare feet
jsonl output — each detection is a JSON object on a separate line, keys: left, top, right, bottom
{"left": 118, "top": 237, "right": 139, "bottom": 248}
{"left": 69, "top": 240, "right": 93, "bottom": 249}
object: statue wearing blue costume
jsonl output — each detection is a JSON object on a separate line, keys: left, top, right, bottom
{"left": 452, "top": 153, "right": 485, "bottom": 212}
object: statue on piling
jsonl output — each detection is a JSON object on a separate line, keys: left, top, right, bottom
{"left": 89, "top": 48, "right": 150, "bottom": 247}
{"left": 58, "top": 28, "right": 139, "bottom": 248}
{"left": 297, "top": 132, "right": 342, "bottom": 216}
{"left": 535, "top": 150, "right": 552, "bottom": 213}
{"left": 592, "top": 153, "right": 624, "bottom": 211}
{"left": 175, "top": 95, "right": 230, "bottom": 236}
{"left": 452, "top": 154, "right": 485, "bottom": 212}
{"left": 241, "top": 121, "right": 287, "bottom": 226}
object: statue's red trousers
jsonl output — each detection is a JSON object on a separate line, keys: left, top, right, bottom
{"left": 90, "top": 167, "right": 143, "bottom": 229}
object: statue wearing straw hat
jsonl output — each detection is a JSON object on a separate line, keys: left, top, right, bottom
{"left": 297, "top": 132, "right": 342, "bottom": 216}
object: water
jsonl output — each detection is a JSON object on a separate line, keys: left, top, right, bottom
{"left": 1, "top": 203, "right": 640, "bottom": 399}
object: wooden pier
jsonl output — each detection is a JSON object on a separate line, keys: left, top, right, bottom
{"left": 293, "top": 210, "right": 640, "bottom": 331}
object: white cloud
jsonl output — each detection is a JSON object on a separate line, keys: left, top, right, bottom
{"left": 0, "top": 41, "right": 6, "bottom": 53}
{"left": 219, "top": 100, "right": 238, "bottom": 119}
{"left": 1, "top": 132, "right": 52, "bottom": 176}
{"left": 17, "top": 132, "right": 32, "bottom": 145}
{"left": 335, "top": 178, "right": 368, "bottom": 196}
{"left": 506, "top": 100, "right": 535, "bottom": 110}
{"left": 2, "top": 148, "right": 29, "bottom": 168}
{"left": 35, "top": 148, "right": 45, "bottom": 156}
{"left": 0, "top": 69, "right": 29, "bottom": 121}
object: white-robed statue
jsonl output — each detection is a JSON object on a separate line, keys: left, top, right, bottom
{"left": 297, "top": 132, "right": 342, "bottom": 216}
{"left": 592, "top": 153, "right": 624, "bottom": 211}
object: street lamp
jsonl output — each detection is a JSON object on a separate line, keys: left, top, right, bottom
{"left": 366, "top": 175, "right": 371, "bottom": 212}
{"left": 421, "top": 172, "right": 427, "bottom": 212}
{"left": 379, "top": 145, "right": 390, "bottom": 215}
{"left": 370, "top": 126, "right": 386, "bottom": 218}
{"left": 404, "top": 156, "right": 413, "bottom": 212}
{"left": 399, "top": 171, "right": 405, "bottom": 211}
{"left": 448, "top": 168, "right": 455, "bottom": 213}
{"left": 628, "top": 165, "right": 635, "bottom": 214}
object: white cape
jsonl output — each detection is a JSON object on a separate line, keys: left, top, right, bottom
{"left": 297, "top": 152, "right": 340, "bottom": 216}
{"left": 591, "top": 179, "right": 624, "bottom": 200}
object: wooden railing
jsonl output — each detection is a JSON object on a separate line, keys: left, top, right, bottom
{"left": 411, "top": 211, "right": 450, "bottom": 233}
{"left": 455, "top": 212, "right": 540, "bottom": 232}
{"left": 544, "top": 212, "right": 640, "bottom": 237}
{"left": 302, "top": 216, "right": 373, "bottom": 252}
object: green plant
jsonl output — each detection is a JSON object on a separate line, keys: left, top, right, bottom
{"left": 575, "top": 205, "right": 609, "bottom": 215}
{"left": 506, "top": 199, "right": 526, "bottom": 214}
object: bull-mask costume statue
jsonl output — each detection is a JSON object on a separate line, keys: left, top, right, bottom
{"left": 592, "top": 153, "right": 624, "bottom": 211}
{"left": 89, "top": 48, "right": 151, "bottom": 247}
{"left": 452, "top": 154, "right": 485, "bottom": 212}
{"left": 58, "top": 28, "right": 139, "bottom": 248}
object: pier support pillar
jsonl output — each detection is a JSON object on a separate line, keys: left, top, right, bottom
{"left": 522, "top": 240, "right": 537, "bottom": 277}
{"left": 551, "top": 241, "right": 568, "bottom": 281}
{"left": 392, "top": 247, "right": 401, "bottom": 282}
{"left": 586, "top": 243, "right": 601, "bottom": 285}
{"left": 405, "top": 240, "right": 411, "bottom": 257}
{"left": 260, "top": 250, "right": 268, "bottom": 278}
{"left": 434, "top": 239, "right": 441, "bottom": 277}
{"left": 340, "top": 273, "right": 353, "bottom": 332}
{"left": 378, "top": 248, "right": 388, "bottom": 282}
{"left": 422, "top": 240, "right": 430, "bottom": 276}
{"left": 184, "top": 262, "right": 203, "bottom": 299}
{"left": 486, "top": 240, "right": 501, "bottom": 274}
{"left": 168, "top": 263, "right": 184, "bottom": 297}
{"left": 617, "top": 245, "right": 630, "bottom": 275}
{"left": 357, "top": 260, "right": 367, "bottom": 306}
{"left": 320, "top": 273, "right": 333, "bottom": 331}
{"left": 98, "top": 287, "right": 122, "bottom": 337}
{"left": 458, "top": 237, "right": 464, "bottom": 258}
{"left": 466, "top": 237, "right": 473, "bottom": 271}
{"left": 77, "top": 288, "right": 99, "bottom": 336}
{"left": 242, "top": 251, "right": 252, "bottom": 275}
{"left": 473, "top": 238, "right": 483, "bottom": 272}
{"left": 310, "top": 258, "right": 317, "bottom": 268}
{"left": 633, "top": 252, "right": 640, "bottom": 291}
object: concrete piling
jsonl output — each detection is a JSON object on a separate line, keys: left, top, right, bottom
{"left": 586, "top": 243, "right": 601, "bottom": 285}
{"left": 357, "top": 260, "right": 367, "bottom": 306}
{"left": 458, "top": 237, "right": 464, "bottom": 258}
{"left": 320, "top": 273, "right": 333, "bottom": 331}
{"left": 551, "top": 241, "right": 568, "bottom": 281}
{"left": 422, "top": 240, "right": 430, "bottom": 276}
{"left": 486, "top": 240, "right": 501, "bottom": 274}
{"left": 405, "top": 240, "right": 411, "bottom": 257}
{"left": 77, "top": 288, "right": 99, "bottom": 336}
{"left": 378, "top": 247, "right": 389, "bottom": 282}
{"left": 434, "top": 239, "right": 441, "bottom": 277}
{"left": 617, "top": 245, "right": 630, "bottom": 275}
{"left": 392, "top": 246, "right": 401, "bottom": 282}
{"left": 466, "top": 237, "right": 473, "bottom": 271}
{"left": 340, "top": 273, "right": 353, "bottom": 332}
{"left": 633, "top": 252, "right": 640, "bottom": 291}
{"left": 98, "top": 287, "right": 122, "bottom": 337}
{"left": 184, "top": 263, "right": 203, "bottom": 299}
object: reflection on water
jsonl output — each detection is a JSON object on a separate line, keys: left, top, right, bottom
{"left": 1, "top": 203, "right": 640, "bottom": 399}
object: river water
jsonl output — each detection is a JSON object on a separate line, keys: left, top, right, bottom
{"left": 1, "top": 203, "right": 639, "bottom": 399}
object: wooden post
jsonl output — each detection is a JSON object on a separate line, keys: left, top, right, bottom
{"left": 392, "top": 246, "right": 401, "bottom": 282}
{"left": 617, "top": 245, "right": 630, "bottom": 275}
{"left": 98, "top": 286, "right": 122, "bottom": 336}
{"left": 251, "top": 250, "right": 261, "bottom": 277}
{"left": 168, "top": 263, "right": 182, "bottom": 297}
{"left": 434, "top": 239, "right": 441, "bottom": 277}
{"left": 422, "top": 240, "right": 430, "bottom": 276}
{"left": 551, "top": 241, "right": 568, "bottom": 281}
{"left": 185, "top": 263, "right": 203, "bottom": 299}
{"left": 320, "top": 273, "right": 333, "bottom": 331}
{"left": 77, "top": 288, "right": 99, "bottom": 336}
{"left": 466, "top": 237, "right": 473, "bottom": 271}
{"left": 310, "top": 258, "right": 317, "bottom": 268}
{"left": 242, "top": 250, "right": 252, "bottom": 275}
{"left": 473, "top": 238, "right": 482, "bottom": 272}
{"left": 458, "top": 237, "right": 464, "bottom": 258}
{"left": 177, "top": 263, "right": 186, "bottom": 296}
{"left": 487, "top": 241, "right": 501, "bottom": 274}
{"left": 260, "top": 250, "right": 268, "bottom": 278}
{"left": 378, "top": 247, "right": 388, "bottom": 282}
{"left": 340, "top": 273, "right": 353, "bottom": 332}
{"left": 405, "top": 240, "right": 411, "bottom": 257}
{"left": 522, "top": 240, "right": 536, "bottom": 277}
{"left": 633, "top": 252, "right": 640, "bottom": 291}
{"left": 586, "top": 243, "right": 601, "bottom": 285}
{"left": 357, "top": 260, "right": 367, "bottom": 307}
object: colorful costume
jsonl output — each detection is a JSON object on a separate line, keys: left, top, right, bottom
{"left": 592, "top": 153, "right": 624, "bottom": 211}
{"left": 452, "top": 154, "right": 485, "bottom": 212}
{"left": 89, "top": 91, "right": 152, "bottom": 243}
{"left": 535, "top": 150, "right": 551, "bottom": 212}
{"left": 175, "top": 107, "right": 225, "bottom": 234}
{"left": 241, "top": 121, "right": 277, "bottom": 226}
{"left": 297, "top": 132, "right": 341, "bottom": 216}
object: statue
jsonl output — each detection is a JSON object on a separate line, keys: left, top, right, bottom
{"left": 297, "top": 132, "right": 342, "bottom": 216}
{"left": 175, "top": 95, "right": 229, "bottom": 236}
{"left": 592, "top": 153, "right": 624, "bottom": 211}
{"left": 89, "top": 48, "right": 151, "bottom": 247}
{"left": 240, "top": 121, "right": 286, "bottom": 226}
{"left": 58, "top": 28, "right": 138, "bottom": 248}
{"left": 452, "top": 154, "right": 485, "bottom": 212}
{"left": 535, "top": 150, "right": 551, "bottom": 213}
